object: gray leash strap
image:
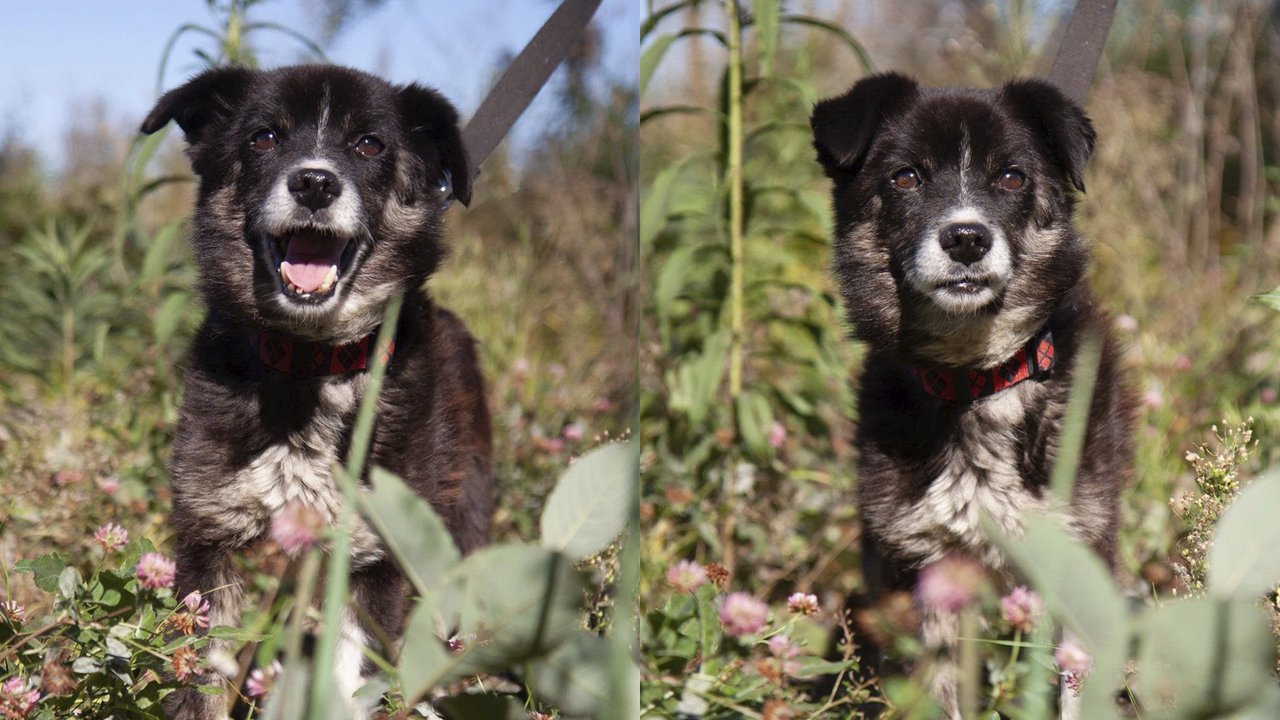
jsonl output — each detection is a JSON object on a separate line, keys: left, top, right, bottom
{"left": 1047, "top": 0, "right": 1118, "bottom": 105}
{"left": 460, "top": 0, "right": 603, "bottom": 179}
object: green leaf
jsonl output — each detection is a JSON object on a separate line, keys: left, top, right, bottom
{"left": 753, "top": 0, "right": 780, "bottom": 76}
{"left": 735, "top": 388, "right": 774, "bottom": 459}
{"left": 640, "top": 33, "right": 677, "bottom": 97}
{"left": 153, "top": 292, "right": 190, "bottom": 346}
{"left": 14, "top": 553, "right": 67, "bottom": 593}
{"left": 1255, "top": 287, "right": 1280, "bottom": 312}
{"left": 1135, "top": 597, "right": 1275, "bottom": 716}
{"left": 1208, "top": 468, "right": 1280, "bottom": 599}
{"left": 789, "top": 656, "right": 859, "bottom": 679}
{"left": 450, "top": 544, "right": 584, "bottom": 675}
{"left": 640, "top": 159, "right": 686, "bottom": 249}
{"left": 668, "top": 328, "right": 731, "bottom": 427}
{"left": 398, "top": 597, "right": 450, "bottom": 702}
{"left": 528, "top": 632, "right": 638, "bottom": 718}
{"left": 58, "top": 565, "right": 80, "bottom": 600}
{"left": 359, "top": 466, "right": 461, "bottom": 597}
{"left": 540, "top": 441, "right": 636, "bottom": 560}
{"left": 402, "top": 544, "right": 585, "bottom": 701}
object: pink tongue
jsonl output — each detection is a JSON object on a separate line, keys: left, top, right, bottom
{"left": 280, "top": 232, "right": 345, "bottom": 292}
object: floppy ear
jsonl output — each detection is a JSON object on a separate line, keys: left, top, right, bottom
{"left": 811, "top": 72, "right": 919, "bottom": 178}
{"left": 1000, "top": 78, "right": 1096, "bottom": 192}
{"left": 140, "top": 67, "right": 254, "bottom": 143}
{"left": 398, "top": 84, "right": 472, "bottom": 207}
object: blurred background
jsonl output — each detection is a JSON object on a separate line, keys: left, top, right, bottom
{"left": 0, "top": 0, "right": 637, "bottom": 604}
{"left": 640, "top": 0, "right": 1280, "bottom": 714}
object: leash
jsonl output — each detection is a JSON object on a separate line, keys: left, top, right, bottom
{"left": 1046, "top": 0, "right": 1118, "bottom": 105}
{"left": 460, "top": 0, "right": 603, "bottom": 182}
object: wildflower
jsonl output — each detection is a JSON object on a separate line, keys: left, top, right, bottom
{"left": 0, "top": 600, "right": 27, "bottom": 625}
{"left": 171, "top": 646, "right": 202, "bottom": 682}
{"left": 768, "top": 421, "right": 786, "bottom": 449}
{"left": 786, "top": 592, "right": 820, "bottom": 616}
{"left": 135, "top": 552, "right": 176, "bottom": 590}
{"left": 446, "top": 635, "right": 465, "bottom": 653}
{"left": 999, "top": 586, "right": 1044, "bottom": 633}
{"left": 170, "top": 591, "right": 211, "bottom": 635}
{"left": 93, "top": 523, "right": 129, "bottom": 553}
{"left": 916, "top": 554, "right": 985, "bottom": 613}
{"left": 666, "top": 560, "right": 708, "bottom": 593}
{"left": 767, "top": 634, "right": 799, "bottom": 658}
{"left": 95, "top": 475, "right": 121, "bottom": 494}
{"left": 0, "top": 676, "right": 40, "bottom": 718}
{"left": 562, "top": 423, "right": 585, "bottom": 442}
{"left": 1054, "top": 638, "right": 1092, "bottom": 696}
{"left": 40, "top": 659, "right": 76, "bottom": 696}
{"left": 705, "top": 562, "right": 731, "bottom": 588}
{"left": 766, "top": 634, "right": 802, "bottom": 677}
{"left": 719, "top": 592, "right": 768, "bottom": 637}
{"left": 1114, "top": 314, "right": 1138, "bottom": 333}
{"left": 529, "top": 713, "right": 553, "bottom": 720}
{"left": 269, "top": 502, "right": 326, "bottom": 557}
{"left": 246, "top": 660, "right": 282, "bottom": 699}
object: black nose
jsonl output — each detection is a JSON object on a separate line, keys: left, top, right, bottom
{"left": 940, "top": 223, "right": 992, "bottom": 265}
{"left": 288, "top": 168, "right": 341, "bottom": 211}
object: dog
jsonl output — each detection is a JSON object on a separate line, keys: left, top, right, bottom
{"left": 140, "top": 64, "right": 493, "bottom": 719}
{"left": 810, "top": 73, "right": 1133, "bottom": 716}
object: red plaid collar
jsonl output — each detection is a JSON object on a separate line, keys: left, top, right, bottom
{"left": 908, "top": 327, "right": 1056, "bottom": 402}
{"left": 249, "top": 331, "right": 395, "bottom": 377}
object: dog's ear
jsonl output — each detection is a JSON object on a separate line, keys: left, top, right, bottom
{"left": 140, "top": 67, "right": 254, "bottom": 144}
{"left": 811, "top": 72, "right": 918, "bottom": 178}
{"left": 399, "top": 84, "right": 472, "bottom": 207}
{"left": 1000, "top": 79, "right": 1096, "bottom": 192}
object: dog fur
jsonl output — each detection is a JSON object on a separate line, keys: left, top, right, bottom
{"left": 141, "top": 64, "right": 492, "bottom": 719}
{"left": 811, "top": 73, "right": 1134, "bottom": 716}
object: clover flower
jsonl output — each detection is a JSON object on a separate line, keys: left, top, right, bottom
{"left": 719, "top": 592, "right": 768, "bottom": 637}
{"left": 135, "top": 552, "right": 176, "bottom": 590}
{"left": 269, "top": 502, "right": 326, "bottom": 557}
{"left": 786, "top": 592, "right": 820, "bottom": 616}
{"left": 666, "top": 560, "right": 708, "bottom": 593}
{"left": 916, "top": 554, "right": 985, "bottom": 613}
{"left": 999, "top": 586, "right": 1044, "bottom": 633}
{"left": 93, "top": 523, "right": 128, "bottom": 553}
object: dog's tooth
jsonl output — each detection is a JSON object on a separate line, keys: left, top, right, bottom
{"left": 318, "top": 265, "right": 338, "bottom": 293}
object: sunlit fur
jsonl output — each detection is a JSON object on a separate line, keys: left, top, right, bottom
{"left": 813, "top": 73, "right": 1135, "bottom": 719}
{"left": 141, "top": 65, "right": 490, "bottom": 720}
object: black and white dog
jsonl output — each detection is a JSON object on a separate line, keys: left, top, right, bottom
{"left": 141, "top": 65, "right": 493, "bottom": 719}
{"left": 811, "top": 73, "right": 1133, "bottom": 714}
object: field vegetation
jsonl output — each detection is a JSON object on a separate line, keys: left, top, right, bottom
{"left": 639, "top": 1, "right": 1280, "bottom": 717}
{"left": 0, "top": 1, "right": 638, "bottom": 717}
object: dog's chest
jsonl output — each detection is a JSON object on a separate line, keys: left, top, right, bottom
{"left": 222, "top": 375, "right": 383, "bottom": 561}
{"left": 882, "top": 390, "right": 1051, "bottom": 566}
{"left": 241, "top": 377, "right": 360, "bottom": 512}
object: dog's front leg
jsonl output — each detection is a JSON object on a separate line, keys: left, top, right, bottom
{"left": 164, "top": 542, "right": 244, "bottom": 720}
{"left": 331, "top": 557, "right": 409, "bottom": 719}
{"left": 921, "top": 605, "right": 962, "bottom": 720}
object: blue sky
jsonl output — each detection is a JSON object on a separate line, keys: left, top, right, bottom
{"left": 0, "top": 0, "right": 638, "bottom": 172}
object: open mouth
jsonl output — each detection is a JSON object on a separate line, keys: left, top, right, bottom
{"left": 267, "top": 228, "right": 359, "bottom": 303}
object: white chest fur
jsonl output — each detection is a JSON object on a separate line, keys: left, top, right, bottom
{"left": 882, "top": 390, "right": 1054, "bottom": 567}
{"left": 212, "top": 375, "right": 384, "bottom": 564}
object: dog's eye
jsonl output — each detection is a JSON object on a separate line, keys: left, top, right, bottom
{"left": 997, "top": 169, "right": 1026, "bottom": 191}
{"left": 249, "top": 129, "right": 278, "bottom": 152}
{"left": 891, "top": 168, "right": 920, "bottom": 190}
{"left": 354, "top": 136, "right": 385, "bottom": 157}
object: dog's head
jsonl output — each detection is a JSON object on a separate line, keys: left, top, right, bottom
{"left": 811, "top": 73, "right": 1095, "bottom": 367}
{"left": 142, "top": 64, "right": 470, "bottom": 343}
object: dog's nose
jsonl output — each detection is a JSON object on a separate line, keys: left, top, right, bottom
{"left": 288, "top": 168, "right": 341, "bottom": 211}
{"left": 940, "top": 223, "right": 992, "bottom": 265}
